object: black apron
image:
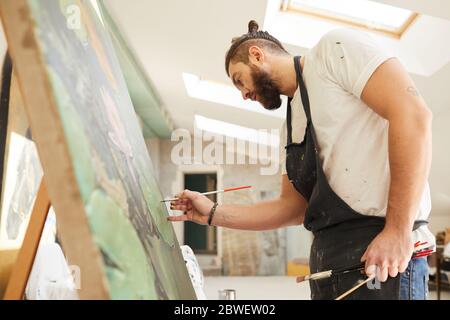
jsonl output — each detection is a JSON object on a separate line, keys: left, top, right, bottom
{"left": 285, "top": 56, "right": 427, "bottom": 300}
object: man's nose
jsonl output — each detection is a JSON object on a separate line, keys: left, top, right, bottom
{"left": 242, "top": 90, "right": 251, "bottom": 100}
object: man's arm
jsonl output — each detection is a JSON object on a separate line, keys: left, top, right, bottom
{"left": 168, "top": 175, "right": 306, "bottom": 231}
{"left": 360, "top": 58, "right": 432, "bottom": 281}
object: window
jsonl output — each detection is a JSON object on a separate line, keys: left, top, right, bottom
{"left": 281, "top": 0, "right": 417, "bottom": 38}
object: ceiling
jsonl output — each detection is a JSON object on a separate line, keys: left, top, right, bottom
{"left": 104, "top": 0, "right": 274, "bottom": 132}
{"left": 104, "top": 0, "right": 450, "bottom": 216}
{"left": 373, "top": 0, "right": 450, "bottom": 21}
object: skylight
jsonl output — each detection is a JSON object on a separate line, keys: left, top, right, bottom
{"left": 282, "top": 0, "right": 416, "bottom": 37}
{"left": 195, "top": 115, "right": 280, "bottom": 147}
{"left": 183, "top": 73, "right": 285, "bottom": 119}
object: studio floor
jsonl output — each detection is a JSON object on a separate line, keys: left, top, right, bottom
{"left": 204, "top": 276, "right": 450, "bottom": 300}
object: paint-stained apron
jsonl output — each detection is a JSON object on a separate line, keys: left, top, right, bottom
{"left": 285, "top": 56, "right": 428, "bottom": 300}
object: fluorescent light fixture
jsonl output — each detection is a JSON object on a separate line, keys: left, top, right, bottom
{"left": 182, "top": 73, "right": 285, "bottom": 119}
{"left": 287, "top": 0, "right": 414, "bottom": 34}
{"left": 195, "top": 115, "right": 279, "bottom": 147}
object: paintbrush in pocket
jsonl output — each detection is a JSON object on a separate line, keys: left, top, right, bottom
{"left": 296, "top": 262, "right": 365, "bottom": 283}
{"left": 296, "top": 241, "right": 434, "bottom": 283}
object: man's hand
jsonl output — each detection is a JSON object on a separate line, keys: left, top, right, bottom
{"left": 361, "top": 227, "right": 413, "bottom": 282}
{"left": 167, "top": 189, "right": 215, "bottom": 225}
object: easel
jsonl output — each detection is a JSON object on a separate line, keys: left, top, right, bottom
{"left": 0, "top": 42, "right": 39, "bottom": 300}
{"left": 0, "top": 0, "right": 197, "bottom": 300}
{"left": 2, "top": 180, "right": 50, "bottom": 300}
{"left": 0, "top": 0, "right": 110, "bottom": 300}
{"left": 0, "top": 50, "right": 51, "bottom": 300}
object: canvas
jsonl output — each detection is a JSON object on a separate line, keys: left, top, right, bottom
{"left": 0, "top": 0, "right": 196, "bottom": 299}
{"left": 0, "top": 133, "right": 43, "bottom": 248}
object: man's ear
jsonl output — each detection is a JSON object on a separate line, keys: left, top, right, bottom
{"left": 248, "top": 46, "right": 265, "bottom": 66}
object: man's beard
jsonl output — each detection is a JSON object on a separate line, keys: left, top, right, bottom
{"left": 250, "top": 65, "right": 282, "bottom": 110}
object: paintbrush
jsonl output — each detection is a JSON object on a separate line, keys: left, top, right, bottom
{"left": 160, "top": 185, "right": 252, "bottom": 202}
{"left": 335, "top": 275, "right": 376, "bottom": 300}
{"left": 296, "top": 241, "right": 434, "bottom": 283}
{"left": 296, "top": 262, "right": 365, "bottom": 283}
{"left": 334, "top": 244, "right": 435, "bottom": 300}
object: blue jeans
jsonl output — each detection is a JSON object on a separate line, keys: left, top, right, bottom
{"left": 399, "top": 257, "right": 429, "bottom": 300}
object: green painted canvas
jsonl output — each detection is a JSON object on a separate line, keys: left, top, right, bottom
{"left": 24, "top": 0, "right": 196, "bottom": 299}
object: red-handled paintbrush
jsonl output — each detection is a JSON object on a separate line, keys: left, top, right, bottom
{"left": 160, "top": 185, "right": 252, "bottom": 202}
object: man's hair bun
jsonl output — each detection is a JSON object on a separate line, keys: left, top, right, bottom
{"left": 225, "top": 19, "right": 288, "bottom": 76}
{"left": 248, "top": 20, "right": 259, "bottom": 33}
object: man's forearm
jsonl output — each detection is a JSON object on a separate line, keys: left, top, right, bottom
{"left": 211, "top": 198, "right": 304, "bottom": 231}
{"left": 385, "top": 109, "right": 432, "bottom": 233}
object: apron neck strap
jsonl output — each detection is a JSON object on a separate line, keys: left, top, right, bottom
{"left": 286, "top": 55, "right": 318, "bottom": 147}
{"left": 293, "top": 56, "right": 313, "bottom": 126}
{"left": 286, "top": 56, "right": 303, "bottom": 145}
{"left": 286, "top": 96, "right": 293, "bottom": 145}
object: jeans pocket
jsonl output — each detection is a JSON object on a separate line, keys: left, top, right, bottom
{"left": 399, "top": 266, "right": 411, "bottom": 300}
{"left": 400, "top": 258, "right": 429, "bottom": 300}
{"left": 412, "top": 258, "right": 428, "bottom": 300}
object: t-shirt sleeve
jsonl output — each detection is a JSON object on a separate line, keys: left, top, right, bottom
{"left": 314, "top": 28, "right": 396, "bottom": 99}
{"left": 280, "top": 121, "right": 287, "bottom": 175}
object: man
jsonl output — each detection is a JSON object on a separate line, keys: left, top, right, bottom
{"left": 168, "top": 20, "right": 434, "bottom": 300}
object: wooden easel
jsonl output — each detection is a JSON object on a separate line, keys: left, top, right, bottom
{"left": 2, "top": 180, "right": 50, "bottom": 300}
{"left": 0, "top": 0, "right": 196, "bottom": 300}
{"left": 0, "top": 47, "right": 51, "bottom": 300}
{"left": 0, "top": 0, "right": 110, "bottom": 299}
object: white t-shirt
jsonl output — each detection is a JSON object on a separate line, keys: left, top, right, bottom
{"left": 280, "top": 28, "right": 434, "bottom": 245}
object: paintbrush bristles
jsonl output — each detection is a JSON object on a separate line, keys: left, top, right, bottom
{"left": 296, "top": 270, "right": 332, "bottom": 283}
{"left": 308, "top": 270, "right": 332, "bottom": 281}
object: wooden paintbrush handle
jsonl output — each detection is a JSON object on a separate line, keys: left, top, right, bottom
{"left": 335, "top": 275, "right": 375, "bottom": 300}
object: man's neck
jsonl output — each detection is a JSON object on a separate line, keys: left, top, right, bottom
{"left": 270, "top": 54, "right": 303, "bottom": 97}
